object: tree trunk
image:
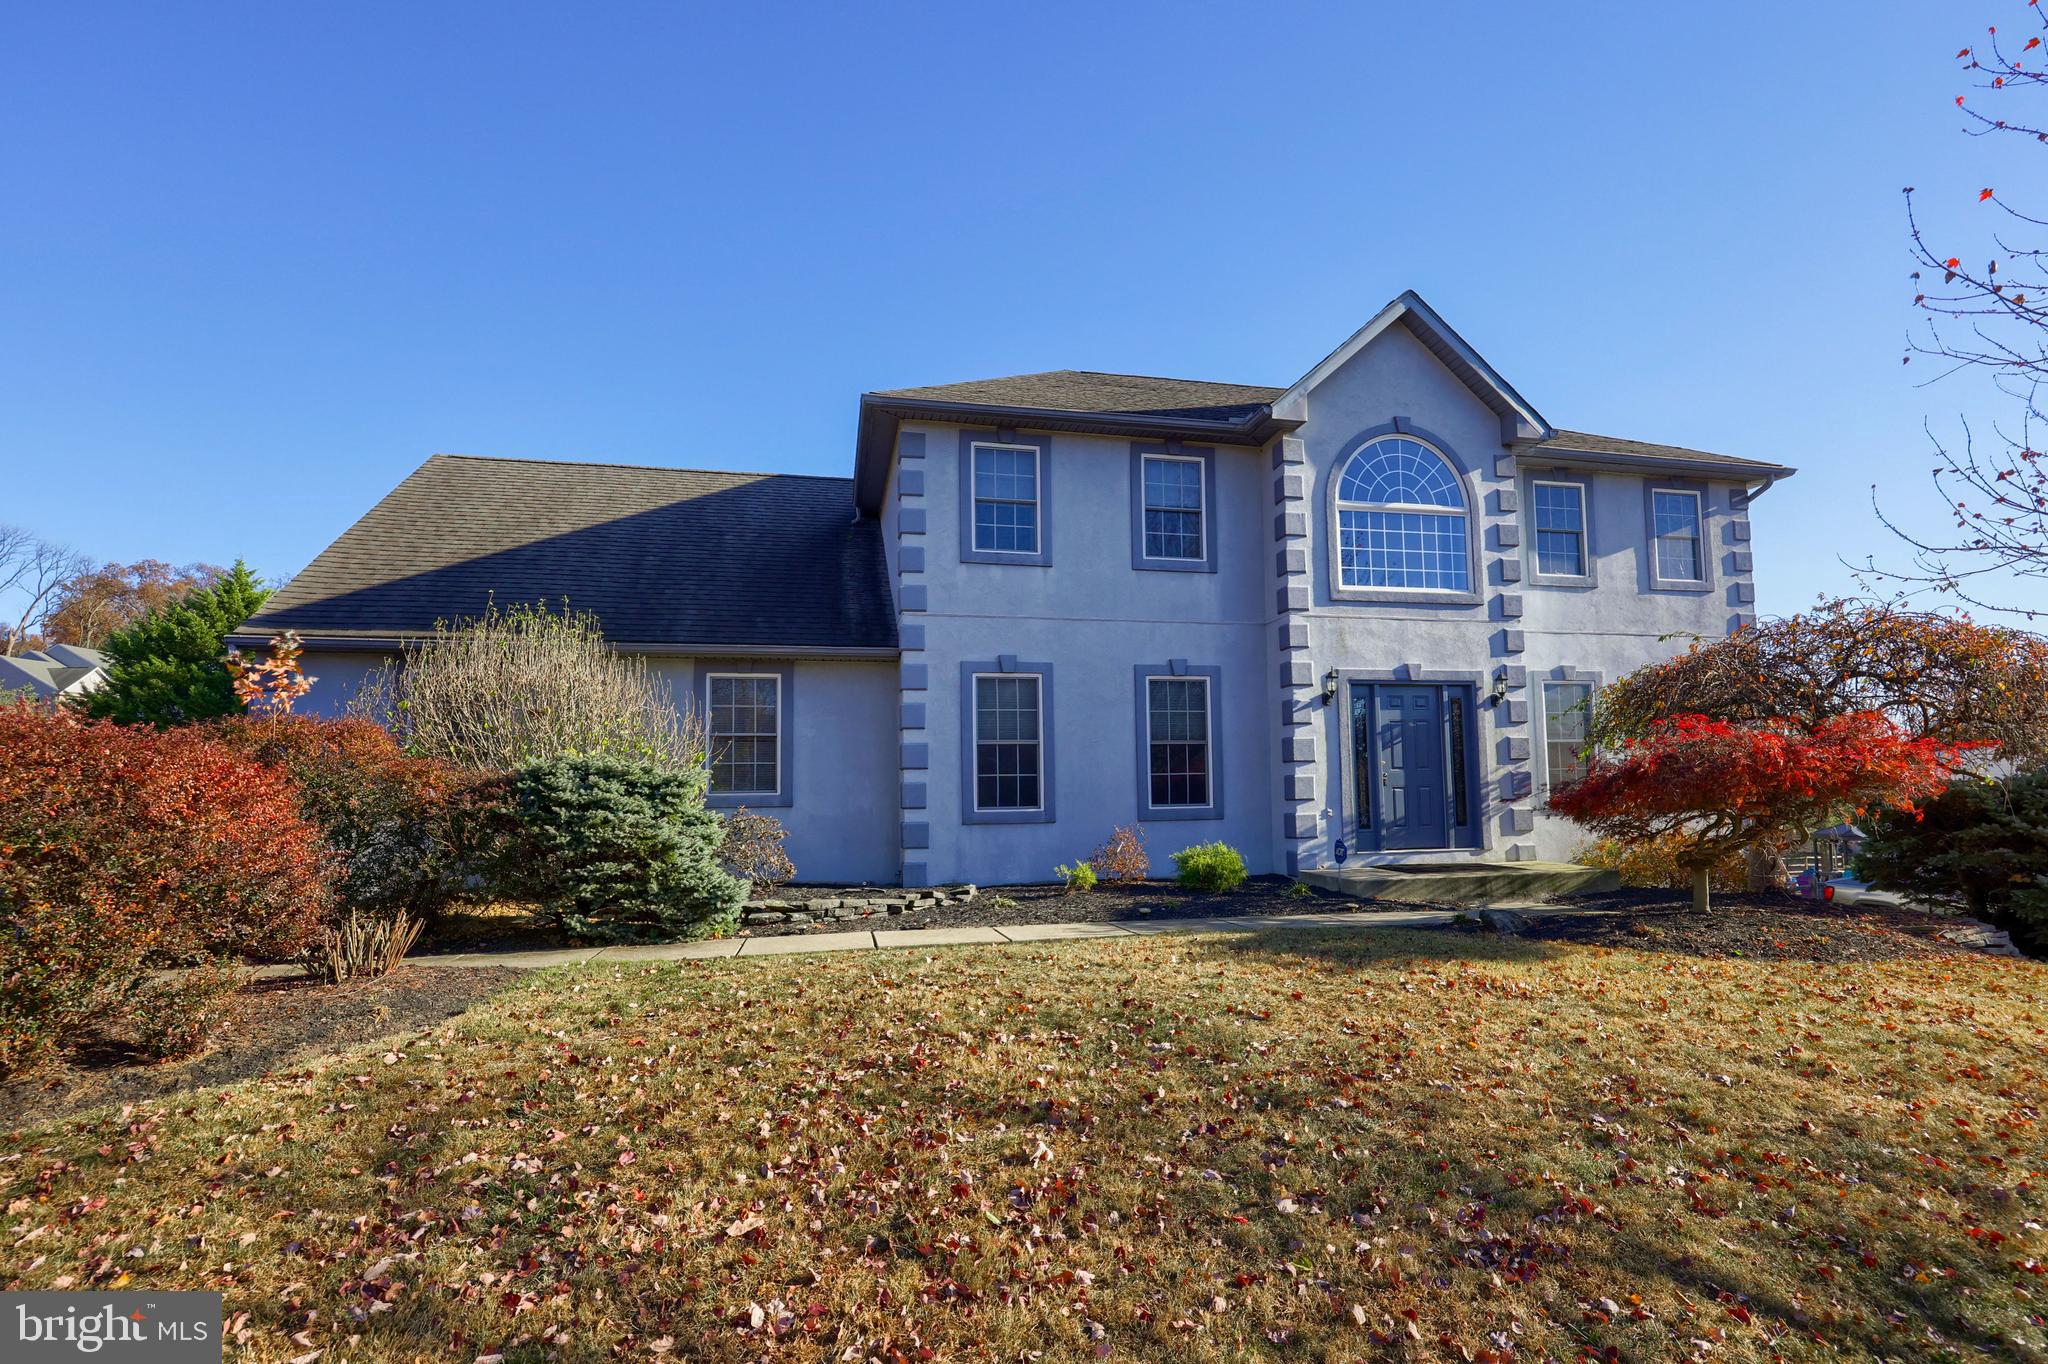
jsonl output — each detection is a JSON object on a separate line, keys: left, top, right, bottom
{"left": 1691, "top": 865, "right": 1712, "bottom": 914}
{"left": 1743, "top": 843, "right": 1789, "bottom": 893}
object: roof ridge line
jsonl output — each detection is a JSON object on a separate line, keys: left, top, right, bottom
{"left": 427, "top": 452, "right": 853, "bottom": 484}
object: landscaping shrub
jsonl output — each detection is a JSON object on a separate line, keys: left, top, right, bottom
{"left": 318, "top": 908, "right": 426, "bottom": 984}
{"left": 352, "top": 601, "right": 704, "bottom": 772}
{"left": 719, "top": 807, "right": 795, "bottom": 893}
{"left": 0, "top": 704, "right": 331, "bottom": 1076}
{"left": 209, "top": 714, "right": 474, "bottom": 920}
{"left": 1172, "top": 840, "right": 1248, "bottom": 892}
{"left": 1089, "top": 824, "right": 1149, "bottom": 883}
{"left": 77, "top": 560, "right": 269, "bottom": 727}
{"left": 1054, "top": 860, "right": 1098, "bottom": 893}
{"left": 1576, "top": 835, "right": 1746, "bottom": 895}
{"left": 508, "top": 754, "right": 746, "bottom": 943}
{"left": 1857, "top": 769, "right": 2048, "bottom": 946}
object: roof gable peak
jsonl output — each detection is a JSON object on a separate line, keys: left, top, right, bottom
{"left": 1273, "top": 290, "right": 1552, "bottom": 444}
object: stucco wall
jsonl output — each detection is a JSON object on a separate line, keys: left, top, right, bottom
{"left": 896, "top": 421, "right": 1274, "bottom": 884}
{"left": 1276, "top": 324, "right": 1756, "bottom": 870}
{"left": 298, "top": 649, "right": 899, "bottom": 886}
{"left": 653, "top": 658, "right": 901, "bottom": 885}
{"left": 297, "top": 650, "right": 396, "bottom": 718}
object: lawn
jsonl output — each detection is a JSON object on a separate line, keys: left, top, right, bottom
{"left": 5, "top": 928, "right": 2045, "bottom": 1362}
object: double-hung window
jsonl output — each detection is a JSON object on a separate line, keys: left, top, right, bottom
{"left": 1542, "top": 681, "right": 1594, "bottom": 792}
{"left": 1141, "top": 454, "right": 1204, "bottom": 561}
{"left": 973, "top": 674, "right": 1042, "bottom": 811}
{"left": 707, "top": 673, "right": 780, "bottom": 797}
{"left": 1531, "top": 480, "right": 1588, "bottom": 577}
{"left": 1146, "top": 676, "right": 1211, "bottom": 809}
{"left": 1650, "top": 489, "right": 1704, "bottom": 583}
{"left": 971, "top": 443, "right": 1041, "bottom": 555}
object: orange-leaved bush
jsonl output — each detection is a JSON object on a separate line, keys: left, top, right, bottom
{"left": 0, "top": 704, "right": 332, "bottom": 1075}
{"left": 207, "top": 713, "right": 478, "bottom": 919}
{"left": 1548, "top": 711, "right": 1971, "bottom": 912}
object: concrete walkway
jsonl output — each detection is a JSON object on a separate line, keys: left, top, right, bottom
{"left": 410, "top": 907, "right": 1485, "bottom": 969}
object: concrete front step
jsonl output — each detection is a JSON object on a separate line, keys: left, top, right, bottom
{"left": 1297, "top": 860, "right": 1619, "bottom": 906}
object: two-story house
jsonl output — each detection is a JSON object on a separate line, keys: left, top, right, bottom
{"left": 241, "top": 292, "right": 1794, "bottom": 887}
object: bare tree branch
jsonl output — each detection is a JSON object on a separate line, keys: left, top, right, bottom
{"left": 1881, "top": 6, "right": 2048, "bottom": 616}
{"left": 0, "top": 525, "right": 91, "bottom": 656}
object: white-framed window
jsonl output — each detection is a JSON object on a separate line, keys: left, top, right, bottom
{"left": 1531, "top": 480, "right": 1587, "bottom": 577}
{"left": 1334, "top": 436, "right": 1471, "bottom": 592}
{"left": 1145, "top": 675, "right": 1211, "bottom": 808}
{"left": 1650, "top": 489, "right": 1704, "bottom": 583}
{"left": 707, "top": 673, "right": 780, "bottom": 796}
{"left": 1141, "top": 454, "right": 1205, "bottom": 561}
{"left": 972, "top": 673, "right": 1043, "bottom": 811}
{"left": 1542, "top": 680, "right": 1595, "bottom": 792}
{"left": 970, "top": 443, "right": 1041, "bottom": 555}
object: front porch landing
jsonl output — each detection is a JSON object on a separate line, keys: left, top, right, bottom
{"left": 1298, "top": 860, "right": 1619, "bottom": 906}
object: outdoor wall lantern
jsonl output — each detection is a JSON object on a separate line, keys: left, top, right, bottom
{"left": 1321, "top": 668, "right": 1339, "bottom": 701}
{"left": 1489, "top": 667, "right": 1511, "bottom": 707}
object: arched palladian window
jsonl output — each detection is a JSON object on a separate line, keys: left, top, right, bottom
{"left": 1334, "top": 436, "right": 1471, "bottom": 592}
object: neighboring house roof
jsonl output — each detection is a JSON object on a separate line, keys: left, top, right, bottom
{"left": 235, "top": 454, "right": 897, "bottom": 654}
{"left": 853, "top": 290, "right": 1795, "bottom": 511}
{"left": 0, "top": 645, "right": 109, "bottom": 700}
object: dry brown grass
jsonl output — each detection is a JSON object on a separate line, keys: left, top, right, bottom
{"left": 5, "top": 928, "right": 2046, "bottom": 1361}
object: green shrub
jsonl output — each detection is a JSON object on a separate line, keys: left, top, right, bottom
{"left": 1172, "top": 841, "right": 1248, "bottom": 893}
{"left": 1054, "top": 860, "right": 1098, "bottom": 893}
{"left": 77, "top": 561, "right": 270, "bottom": 727}
{"left": 1857, "top": 770, "right": 2048, "bottom": 946}
{"left": 508, "top": 755, "right": 745, "bottom": 943}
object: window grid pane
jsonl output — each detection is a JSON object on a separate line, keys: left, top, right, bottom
{"left": 1142, "top": 457, "right": 1203, "bottom": 560}
{"left": 1652, "top": 491, "right": 1702, "bottom": 581}
{"left": 1336, "top": 437, "right": 1463, "bottom": 508}
{"left": 1147, "top": 677, "right": 1210, "bottom": 808}
{"left": 972, "top": 447, "right": 1040, "bottom": 554}
{"left": 975, "top": 675, "right": 1042, "bottom": 810}
{"left": 709, "top": 675, "right": 779, "bottom": 794}
{"left": 1544, "top": 682, "right": 1593, "bottom": 791}
{"left": 1532, "top": 483, "right": 1586, "bottom": 576}
{"left": 1337, "top": 510, "right": 1470, "bottom": 591}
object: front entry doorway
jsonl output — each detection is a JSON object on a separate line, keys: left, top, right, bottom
{"left": 1347, "top": 681, "right": 1473, "bottom": 852}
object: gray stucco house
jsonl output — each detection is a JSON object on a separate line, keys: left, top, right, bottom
{"left": 239, "top": 292, "right": 1795, "bottom": 886}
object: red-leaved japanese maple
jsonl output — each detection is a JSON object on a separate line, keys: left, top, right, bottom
{"left": 1548, "top": 711, "right": 1971, "bottom": 913}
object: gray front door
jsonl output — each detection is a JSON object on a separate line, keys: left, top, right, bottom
{"left": 1374, "top": 686, "right": 1448, "bottom": 849}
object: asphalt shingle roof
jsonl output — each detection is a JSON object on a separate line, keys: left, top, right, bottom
{"left": 241, "top": 455, "right": 896, "bottom": 651}
{"left": 876, "top": 372, "right": 1790, "bottom": 475}
{"left": 875, "top": 370, "right": 1284, "bottom": 422}
{"left": 1529, "top": 428, "right": 1790, "bottom": 475}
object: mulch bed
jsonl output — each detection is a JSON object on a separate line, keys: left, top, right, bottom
{"left": 1508, "top": 886, "right": 1996, "bottom": 964}
{"left": 0, "top": 965, "right": 522, "bottom": 1129}
{"left": 746, "top": 874, "right": 1357, "bottom": 935}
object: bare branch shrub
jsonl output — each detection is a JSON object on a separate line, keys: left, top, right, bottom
{"left": 718, "top": 807, "right": 795, "bottom": 894}
{"left": 1089, "top": 824, "right": 1150, "bottom": 883}
{"left": 350, "top": 601, "right": 704, "bottom": 773}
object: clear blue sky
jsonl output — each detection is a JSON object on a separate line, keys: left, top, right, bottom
{"left": 4, "top": 1, "right": 2042, "bottom": 620}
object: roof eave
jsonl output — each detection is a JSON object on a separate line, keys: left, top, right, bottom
{"left": 1519, "top": 447, "right": 1799, "bottom": 482}
{"left": 226, "top": 630, "right": 900, "bottom": 660}
{"left": 853, "top": 394, "right": 1299, "bottom": 513}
